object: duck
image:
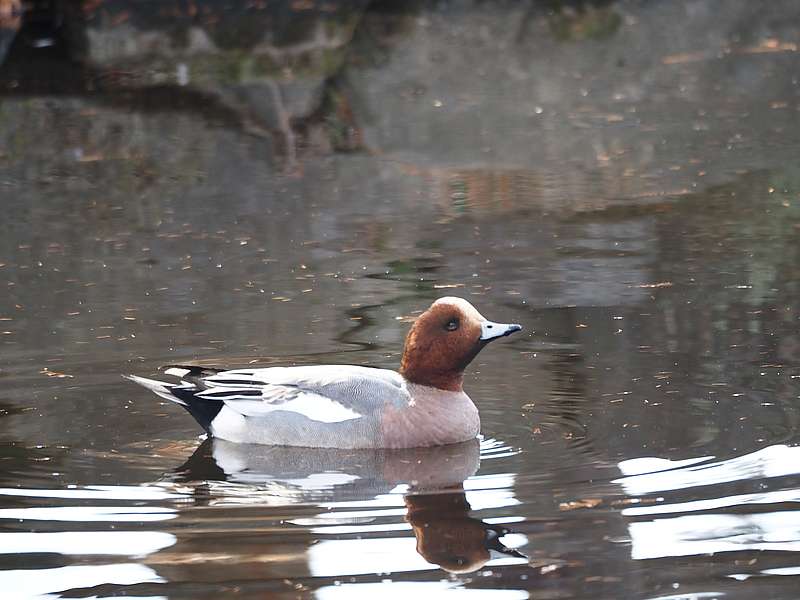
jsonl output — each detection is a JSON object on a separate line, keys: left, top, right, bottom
{"left": 126, "top": 297, "right": 522, "bottom": 449}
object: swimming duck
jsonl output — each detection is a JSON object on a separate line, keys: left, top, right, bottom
{"left": 127, "top": 297, "right": 521, "bottom": 448}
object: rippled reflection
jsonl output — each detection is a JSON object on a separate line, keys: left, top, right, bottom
{"left": 629, "top": 512, "right": 800, "bottom": 559}
{"left": 616, "top": 445, "right": 800, "bottom": 497}
{"left": 615, "top": 444, "right": 800, "bottom": 564}
{"left": 0, "top": 439, "right": 528, "bottom": 598}
{"left": 315, "top": 581, "right": 529, "bottom": 599}
{"left": 169, "top": 438, "right": 527, "bottom": 574}
{"left": 0, "top": 531, "right": 175, "bottom": 556}
{"left": 0, "top": 564, "right": 165, "bottom": 600}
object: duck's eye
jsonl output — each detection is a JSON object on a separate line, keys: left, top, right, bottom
{"left": 444, "top": 318, "right": 460, "bottom": 332}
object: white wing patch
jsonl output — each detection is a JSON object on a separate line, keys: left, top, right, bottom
{"left": 223, "top": 392, "right": 362, "bottom": 423}
{"left": 157, "top": 365, "right": 405, "bottom": 425}
{"left": 196, "top": 380, "right": 363, "bottom": 424}
{"left": 164, "top": 367, "right": 192, "bottom": 378}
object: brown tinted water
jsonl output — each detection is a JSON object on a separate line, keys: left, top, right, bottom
{"left": 1, "top": 1, "right": 800, "bottom": 598}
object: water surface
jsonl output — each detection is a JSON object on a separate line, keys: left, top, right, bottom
{"left": 1, "top": 1, "right": 800, "bottom": 598}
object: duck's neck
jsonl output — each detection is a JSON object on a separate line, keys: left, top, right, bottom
{"left": 399, "top": 364, "right": 464, "bottom": 392}
{"left": 399, "top": 325, "right": 469, "bottom": 392}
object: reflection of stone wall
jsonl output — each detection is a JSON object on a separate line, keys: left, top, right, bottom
{"left": 7, "top": 0, "right": 796, "bottom": 202}
{"left": 343, "top": 0, "right": 800, "bottom": 209}
{"left": 76, "top": 1, "right": 366, "bottom": 72}
{"left": 58, "top": 1, "right": 369, "bottom": 161}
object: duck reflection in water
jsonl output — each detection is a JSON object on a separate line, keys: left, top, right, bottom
{"left": 404, "top": 489, "right": 525, "bottom": 573}
{"left": 172, "top": 437, "right": 526, "bottom": 574}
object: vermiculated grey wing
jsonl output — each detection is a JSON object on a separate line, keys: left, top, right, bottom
{"left": 199, "top": 365, "right": 410, "bottom": 421}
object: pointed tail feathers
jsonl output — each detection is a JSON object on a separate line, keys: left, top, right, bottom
{"left": 124, "top": 374, "right": 187, "bottom": 406}
{"left": 125, "top": 373, "right": 225, "bottom": 434}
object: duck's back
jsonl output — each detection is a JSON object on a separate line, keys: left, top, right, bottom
{"left": 190, "top": 364, "right": 413, "bottom": 448}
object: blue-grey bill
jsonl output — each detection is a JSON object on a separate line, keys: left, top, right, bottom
{"left": 480, "top": 321, "right": 522, "bottom": 341}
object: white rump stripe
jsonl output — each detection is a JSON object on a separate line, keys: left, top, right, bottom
{"left": 164, "top": 367, "right": 191, "bottom": 377}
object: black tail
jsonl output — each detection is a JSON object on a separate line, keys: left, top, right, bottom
{"left": 171, "top": 387, "right": 225, "bottom": 434}
{"left": 127, "top": 366, "right": 227, "bottom": 434}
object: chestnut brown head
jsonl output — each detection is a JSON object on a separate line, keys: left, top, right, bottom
{"left": 399, "top": 297, "right": 521, "bottom": 391}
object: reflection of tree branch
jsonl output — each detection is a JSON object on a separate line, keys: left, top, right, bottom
{"left": 335, "top": 303, "right": 384, "bottom": 352}
{"left": 266, "top": 79, "right": 297, "bottom": 174}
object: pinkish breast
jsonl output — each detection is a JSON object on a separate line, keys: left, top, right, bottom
{"left": 380, "top": 383, "right": 480, "bottom": 448}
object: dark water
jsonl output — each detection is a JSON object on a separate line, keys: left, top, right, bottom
{"left": 2, "top": 1, "right": 800, "bottom": 598}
